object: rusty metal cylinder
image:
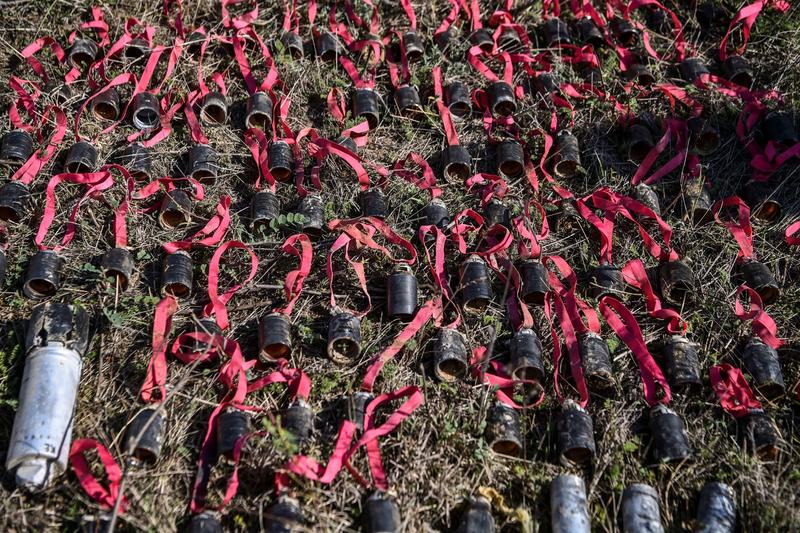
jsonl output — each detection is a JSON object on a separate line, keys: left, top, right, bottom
{"left": 627, "top": 124, "right": 655, "bottom": 163}
{"left": 363, "top": 492, "right": 400, "bottom": 533}
{"left": 460, "top": 255, "right": 492, "bottom": 312}
{"left": 761, "top": 111, "right": 798, "bottom": 145}
{"left": 457, "top": 496, "right": 495, "bottom": 533}
{"left": 68, "top": 38, "right": 99, "bottom": 68}
{"left": 485, "top": 402, "right": 523, "bottom": 457}
{"left": 509, "top": 328, "right": 545, "bottom": 383}
{"left": 123, "top": 406, "right": 166, "bottom": 466}
{"left": 327, "top": 312, "right": 361, "bottom": 364}
{"left": 395, "top": 85, "right": 422, "bottom": 117}
{"left": 23, "top": 250, "right": 64, "bottom": 300}
{"left": 498, "top": 28, "right": 523, "bottom": 52}
{"left": 124, "top": 38, "right": 150, "bottom": 60}
{"left": 496, "top": 139, "right": 525, "bottom": 177}
{"left": 487, "top": 81, "right": 516, "bottom": 117}
{"left": 343, "top": 391, "right": 372, "bottom": 431}
{"left": 160, "top": 250, "right": 193, "bottom": 299}
{"left": 575, "top": 17, "right": 604, "bottom": 48}
{"left": 353, "top": 88, "right": 381, "bottom": 129}
{"left": 483, "top": 198, "right": 510, "bottom": 229}
{"left": 283, "top": 399, "right": 313, "bottom": 446}
{"left": 130, "top": 92, "right": 161, "bottom": 130}
{"left": 360, "top": 187, "right": 387, "bottom": 219}
{"left": 633, "top": 183, "right": 661, "bottom": 216}
{"left": 280, "top": 31, "right": 304, "bottom": 59}
{"left": 661, "top": 334, "right": 702, "bottom": 395}
{"left": 265, "top": 495, "right": 304, "bottom": 531}
{"left": 469, "top": 29, "right": 495, "bottom": 52}
{"left": 741, "top": 180, "right": 781, "bottom": 222}
{"left": 544, "top": 17, "right": 572, "bottom": 47}
{"left": 521, "top": 259, "right": 550, "bottom": 305}
{"left": 423, "top": 197, "right": 450, "bottom": 230}
{"left": 678, "top": 57, "right": 710, "bottom": 83}
{"left": 742, "top": 336, "right": 785, "bottom": 400}
{"left": 268, "top": 140, "right": 294, "bottom": 182}
{"left": 259, "top": 312, "right": 292, "bottom": 362}
{"left": 65, "top": 141, "right": 98, "bottom": 173}
{"left": 159, "top": 189, "right": 192, "bottom": 229}
{"left": 579, "top": 331, "right": 616, "bottom": 393}
{"left": 687, "top": 116, "right": 720, "bottom": 155}
{"left": 187, "top": 512, "right": 222, "bottom": 533}
{"left": 553, "top": 130, "right": 581, "bottom": 178}
{"left": 682, "top": 180, "right": 713, "bottom": 225}
{"left": 737, "top": 409, "right": 780, "bottom": 460}
{"left": 251, "top": 190, "right": 280, "bottom": 232}
{"left": 386, "top": 265, "right": 418, "bottom": 320}
{"left": 402, "top": 31, "right": 424, "bottom": 62}
{"left": 0, "top": 180, "right": 32, "bottom": 222}
{"left": 722, "top": 55, "right": 753, "bottom": 87}
{"left": 737, "top": 260, "right": 779, "bottom": 305}
{"left": 298, "top": 193, "right": 325, "bottom": 237}
{"left": 1, "top": 130, "right": 34, "bottom": 166}
{"left": 216, "top": 407, "right": 250, "bottom": 460}
{"left": 90, "top": 88, "right": 121, "bottom": 121}
{"left": 188, "top": 144, "right": 219, "bottom": 184}
{"left": 622, "top": 484, "right": 664, "bottom": 533}
{"left": 611, "top": 17, "right": 639, "bottom": 47}
{"left": 589, "top": 263, "right": 625, "bottom": 299}
{"left": 556, "top": 399, "right": 596, "bottom": 466}
{"left": 658, "top": 260, "right": 694, "bottom": 304}
{"left": 434, "top": 327, "right": 469, "bottom": 382}
{"left": 315, "top": 31, "right": 343, "bottom": 61}
{"left": 118, "top": 142, "right": 152, "bottom": 181}
{"left": 648, "top": 404, "right": 692, "bottom": 465}
{"left": 443, "top": 145, "right": 472, "bottom": 183}
{"left": 626, "top": 63, "right": 656, "bottom": 86}
{"left": 186, "top": 318, "right": 223, "bottom": 355}
{"left": 696, "top": 482, "right": 736, "bottom": 533}
{"left": 199, "top": 91, "right": 228, "bottom": 125}
{"left": 100, "top": 247, "right": 135, "bottom": 292}
{"left": 445, "top": 82, "right": 472, "bottom": 120}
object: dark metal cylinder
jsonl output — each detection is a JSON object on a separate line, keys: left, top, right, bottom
{"left": 738, "top": 260, "right": 779, "bottom": 305}
{"left": 446, "top": 82, "right": 472, "bottom": 119}
{"left": 280, "top": 31, "right": 304, "bottom": 59}
{"left": 199, "top": 91, "right": 228, "bottom": 125}
{"left": 737, "top": 409, "right": 780, "bottom": 461}
{"left": 402, "top": 31, "right": 424, "bottom": 62}
{"left": 359, "top": 187, "right": 387, "bottom": 219}
{"left": 100, "top": 247, "right": 135, "bottom": 291}
{"left": 661, "top": 334, "right": 702, "bottom": 395}
{"left": 557, "top": 399, "right": 596, "bottom": 466}
{"left": 118, "top": 142, "right": 152, "bottom": 181}
{"left": 589, "top": 263, "right": 625, "bottom": 299}
{"left": 123, "top": 406, "right": 166, "bottom": 466}
{"left": 485, "top": 402, "right": 523, "bottom": 456}
{"left": 443, "top": 145, "right": 472, "bottom": 183}
{"left": 185, "top": 31, "right": 206, "bottom": 56}
{"left": 483, "top": 198, "right": 510, "bottom": 229}
{"left": 626, "top": 63, "right": 656, "bottom": 86}
{"left": 68, "top": 38, "right": 99, "bottom": 68}
{"left": 65, "top": 141, "right": 98, "bottom": 173}
{"left": 259, "top": 312, "right": 292, "bottom": 362}
{"left": 283, "top": 399, "right": 313, "bottom": 446}
{"left": 722, "top": 55, "right": 753, "bottom": 87}
{"left": 130, "top": 92, "right": 161, "bottom": 130}
{"left": 187, "top": 317, "right": 223, "bottom": 355}
{"left": 0, "top": 180, "right": 32, "bottom": 222}
{"left": 343, "top": 391, "right": 372, "bottom": 431}
{"left": 394, "top": 85, "right": 422, "bottom": 117}
{"left": 124, "top": 38, "right": 150, "bottom": 60}
{"left": 216, "top": 406, "right": 250, "bottom": 460}
{"left": 742, "top": 336, "right": 785, "bottom": 399}
{"left": 434, "top": 29, "right": 452, "bottom": 52}
{"left": 510, "top": 328, "right": 545, "bottom": 382}
{"left": 633, "top": 183, "right": 661, "bottom": 217}
{"left": 159, "top": 189, "right": 192, "bottom": 229}
{"left": 578, "top": 331, "right": 616, "bottom": 393}
{"left": 298, "top": 193, "right": 325, "bottom": 237}
{"left": 328, "top": 312, "right": 361, "bottom": 364}
{"left": 658, "top": 260, "right": 694, "bottom": 304}
{"left": 622, "top": 484, "right": 663, "bottom": 533}
{"left": 90, "top": 87, "right": 121, "bottom": 121}
{"left": 645, "top": 6, "right": 670, "bottom": 33}
{"left": 353, "top": 88, "right": 381, "bottom": 129}
{"left": 433, "top": 327, "right": 468, "bottom": 382}
{"left": 575, "top": 17, "right": 604, "bottom": 48}
{"left": 627, "top": 124, "right": 655, "bottom": 163}
{"left": 363, "top": 492, "right": 400, "bottom": 533}
{"left": 386, "top": 265, "right": 418, "bottom": 320}
{"left": 251, "top": 190, "right": 280, "bottom": 232}
{"left": 682, "top": 180, "right": 713, "bottom": 225}
{"left": 543, "top": 17, "right": 572, "bottom": 47}
{"left": 23, "top": 250, "right": 64, "bottom": 300}
{"left": 761, "top": 111, "right": 799, "bottom": 145}
{"left": 469, "top": 28, "right": 495, "bottom": 52}
{"left": 678, "top": 57, "right": 710, "bottom": 83}
{"left": 315, "top": 31, "right": 343, "bottom": 61}
{"left": 460, "top": 255, "right": 492, "bottom": 313}
{"left": 611, "top": 17, "right": 639, "bottom": 47}
{"left": 188, "top": 144, "right": 219, "bottom": 184}
{"left": 268, "top": 140, "right": 294, "bottom": 182}
{"left": 535, "top": 72, "right": 560, "bottom": 95}
{"left": 423, "top": 197, "right": 450, "bottom": 230}
{"left": 551, "top": 474, "right": 590, "bottom": 533}
{"left": 265, "top": 495, "right": 304, "bottom": 532}
{"left": 187, "top": 511, "right": 222, "bottom": 533}
{"left": 696, "top": 482, "right": 736, "bottom": 533}
{"left": 741, "top": 180, "right": 781, "bottom": 222}
{"left": 687, "top": 116, "right": 720, "bottom": 155}
{"left": 496, "top": 139, "right": 524, "bottom": 177}
{"left": 457, "top": 496, "right": 495, "bottom": 533}
{"left": 498, "top": 28, "right": 523, "bottom": 52}
{"left": 487, "top": 81, "right": 516, "bottom": 117}
{"left": 1, "top": 130, "right": 34, "bottom": 166}
{"left": 648, "top": 404, "right": 692, "bottom": 465}
{"left": 553, "top": 130, "right": 580, "bottom": 178}
{"left": 521, "top": 260, "right": 550, "bottom": 305}
{"left": 160, "top": 250, "right": 193, "bottom": 299}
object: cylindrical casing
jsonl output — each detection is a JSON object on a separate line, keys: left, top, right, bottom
{"left": 81, "top": 513, "right": 112, "bottom": 533}
{"left": 544, "top": 17, "right": 572, "bottom": 47}
{"left": 251, "top": 190, "right": 280, "bottom": 232}
{"left": 460, "top": 255, "right": 492, "bottom": 312}
{"left": 444, "top": 81, "right": 472, "bottom": 119}
{"left": 90, "top": 87, "right": 121, "bottom": 121}
{"left": 130, "top": 92, "right": 161, "bottom": 130}
{"left": 627, "top": 124, "right": 655, "bottom": 163}
{"left": 485, "top": 402, "right": 522, "bottom": 456}
{"left": 738, "top": 260, "right": 779, "bottom": 305}
{"left": 216, "top": 407, "right": 250, "bottom": 460}
{"left": 510, "top": 328, "right": 545, "bottom": 382}
{"left": 658, "top": 260, "right": 694, "bottom": 304}
{"left": 353, "top": 88, "right": 381, "bottom": 129}
{"left": 557, "top": 399, "right": 596, "bottom": 466}
{"left": 363, "top": 492, "right": 400, "bottom": 533}
{"left": 360, "top": 187, "right": 387, "bottom": 219}
{"left": 188, "top": 144, "right": 219, "bottom": 184}
{"left": 265, "top": 495, "right": 304, "bottom": 532}
{"left": 65, "top": 141, "right": 98, "bottom": 173}
{"left": 199, "top": 91, "right": 228, "bottom": 125}
{"left": 521, "top": 260, "right": 550, "bottom": 305}
{"left": 737, "top": 409, "right": 780, "bottom": 460}
{"left": 187, "top": 317, "right": 223, "bottom": 355}
{"left": 696, "top": 482, "right": 736, "bottom": 533}
{"left": 259, "top": 312, "right": 293, "bottom": 362}
{"left": 268, "top": 140, "right": 294, "bottom": 182}
{"left": 535, "top": 72, "right": 560, "bottom": 95}
{"left": 68, "top": 38, "right": 99, "bottom": 67}
{"left": 394, "top": 85, "right": 422, "bottom": 117}
{"left": 661, "top": 334, "right": 702, "bottom": 394}
{"left": 622, "top": 484, "right": 664, "bottom": 533}
{"left": 434, "top": 327, "right": 469, "bottom": 382}
{"left": 761, "top": 111, "right": 798, "bottom": 145}
{"left": 579, "top": 331, "right": 616, "bottom": 393}
{"left": 487, "top": 81, "right": 516, "bottom": 117}
{"left": 553, "top": 130, "right": 581, "bottom": 178}
{"left": 687, "top": 116, "right": 720, "bottom": 155}
{"left": 160, "top": 250, "right": 193, "bottom": 299}
{"left": 1, "top": 130, "right": 35, "bottom": 165}
{"left": 188, "top": 512, "right": 223, "bottom": 533}
{"left": 682, "top": 180, "right": 713, "bottom": 225}
{"left": 23, "top": 250, "right": 64, "bottom": 300}
{"left": 343, "top": 391, "right": 372, "bottom": 431}
{"left": 679, "top": 58, "right": 710, "bottom": 83}
{"left": 496, "top": 139, "right": 525, "bottom": 177}
{"left": 402, "top": 31, "right": 424, "bottom": 62}
{"left": 582, "top": 66, "right": 604, "bottom": 85}
{"left": 386, "top": 265, "right": 418, "bottom": 320}
{"left": 7, "top": 303, "right": 89, "bottom": 491}
{"left": 314, "top": 31, "right": 343, "bottom": 61}
{"left": 589, "top": 263, "right": 625, "bottom": 299}
{"left": 722, "top": 55, "right": 753, "bottom": 87}
{"left": 283, "top": 398, "right": 313, "bottom": 445}
{"left": 159, "top": 189, "right": 192, "bottom": 229}
{"left": 123, "top": 406, "right": 166, "bottom": 465}
{"left": 626, "top": 63, "right": 656, "bottom": 86}
{"left": 185, "top": 31, "right": 206, "bottom": 55}
{"left": 423, "top": 197, "right": 450, "bottom": 230}
{"left": 100, "top": 247, "right": 135, "bottom": 291}
{"left": 611, "top": 17, "right": 639, "bottom": 47}
{"left": 741, "top": 180, "right": 781, "bottom": 222}
{"left": 443, "top": 145, "right": 472, "bottom": 183}
{"left": 498, "top": 28, "right": 523, "bottom": 52}
{"left": 469, "top": 29, "right": 495, "bottom": 52}
{"left": 434, "top": 29, "right": 452, "bottom": 52}
{"left": 280, "top": 31, "right": 304, "bottom": 59}
{"left": 575, "top": 17, "right": 604, "bottom": 48}
{"left": 551, "top": 474, "right": 591, "bottom": 533}
{"left": 124, "top": 38, "right": 150, "bottom": 59}
{"left": 457, "top": 496, "right": 495, "bottom": 533}
{"left": 483, "top": 198, "right": 510, "bottom": 229}
{"left": 0, "top": 180, "right": 33, "bottom": 222}
{"left": 298, "top": 193, "right": 325, "bottom": 237}
{"left": 633, "top": 183, "right": 661, "bottom": 217}
{"left": 742, "top": 336, "right": 784, "bottom": 399}
{"left": 645, "top": 6, "right": 670, "bottom": 33}
{"left": 648, "top": 404, "right": 692, "bottom": 465}
{"left": 118, "top": 142, "right": 152, "bottom": 181}
{"left": 328, "top": 312, "right": 361, "bottom": 364}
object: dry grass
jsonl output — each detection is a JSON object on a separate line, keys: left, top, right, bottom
{"left": 0, "top": 0, "right": 799, "bottom": 531}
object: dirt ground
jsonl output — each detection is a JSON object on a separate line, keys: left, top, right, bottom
{"left": 1, "top": 0, "right": 800, "bottom": 531}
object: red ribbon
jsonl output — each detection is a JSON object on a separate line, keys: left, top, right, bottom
{"left": 713, "top": 196, "right": 754, "bottom": 261}
{"left": 273, "top": 234, "right": 313, "bottom": 316}
{"left": 734, "top": 285, "right": 783, "bottom": 349}
{"left": 69, "top": 439, "right": 128, "bottom": 512}
{"left": 709, "top": 364, "right": 762, "bottom": 418}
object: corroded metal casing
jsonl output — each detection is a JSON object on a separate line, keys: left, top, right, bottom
{"left": 0, "top": 130, "right": 34, "bottom": 166}
{"left": 741, "top": 180, "right": 781, "bottom": 222}
{"left": 622, "top": 483, "right": 664, "bottom": 533}
{"left": 496, "top": 139, "right": 525, "bottom": 177}
{"left": 521, "top": 260, "right": 550, "bottom": 305}
{"left": 188, "top": 144, "right": 219, "bottom": 184}
{"left": 265, "top": 495, "right": 304, "bottom": 531}
{"left": 457, "top": 496, "right": 495, "bottom": 532}
{"left": 611, "top": 17, "right": 639, "bottom": 47}
{"left": 658, "top": 260, "right": 694, "bottom": 304}
{"left": 90, "top": 87, "right": 121, "bottom": 121}
{"left": 0, "top": 180, "right": 33, "bottom": 222}
{"left": 188, "top": 512, "right": 223, "bottom": 533}
{"left": 550, "top": 474, "right": 591, "bottom": 533}
{"left": 386, "top": 265, "right": 418, "bottom": 320}
{"left": 678, "top": 57, "right": 710, "bottom": 84}
{"left": 283, "top": 398, "right": 313, "bottom": 446}
{"left": 199, "top": 91, "right": 228, "bottom": 125}
{"left": 402, "top": 31, "right": 424, "bottom": 62}
{"left": 298, "top": 193, "right": 325, "bottom": 238}
{"left": 160, "top": 250, "right": 193, "bottom": 299}
{"left": 433, "top": 327, "right": 469, "bottom": 382}
{"left": 68, "top": 38, "right": 99, "bottom": 68}
{"left": 315, "top": 31, "right": 344, "bottom": 61}
{"left": 469, "top": 29, "right": 494, "bottom": 52}
{"left": 100, "top": 247, "right": 135, "bottom": 291}
{"left": 487, "top": 81, "right": 516, "bottom": 117}
{"left": 626, "top": 123, "right": 655, "bottom": 163}
{"left": 353, "top": 88, "right": 381, "bottom": 129}
{"left": 737, "top": 260, "right": 779, "bottom": 305}
{"left": 722, "top": 55, "right": 753, "bottom": 87}
{"left": 259, "top": 312, "right": 292, "bottom": 362}
{"left": 7, "top": 303, "right": 89, "bottom": 491}
{"left": 423, "top": 197, "right": 450, "bottom": 230}
{"left": 575, "top": 17, "right": 604, "bottom": 48}
{"left": 246, "top": 91, "right": 274, "bottom": 130}
{"left": 130, "top": 92, "right": 161, "bottom": 130}
{"left": 359, "top": 187, "right": 387, "bottom": 219}
{"left": 443, "top": 145, "right": 472, "bottom": 183}
{"left": 445, "top": 82, "right": 472, "bottom": 119}
{"left": 556, "top": 399, "right": 596, "bottom": 466}
{"left": 343, "top": 391, "right": 373, "bottom": 432}
{"left": 681, "top": 180, "right": 713, "bottom": 226}
{"left": 737, "top": 409, "right": 780, "bottom": 461}
{"left": 363, "top": 492, "right": 400, "bottom": 533}
{"left": 742, "top": 336, "right": 785, "bottom": 399}
{"left": 485, "top": 402, "right": 522, "bottom": 457}
{"left": 65, "top": 141, "right": 98, "bottom": 173}
{"left": 159, "top": 189, "right": 192, "bottom": 229}
{"left": 633, "top": 183, "right": 661, "bottom": 217}
{"left": 460, "top": 255, "right": 492, "bottom": 312}
{"left": 696, "top": 482, "right": 736, "bottom": 533}
{"left": 216, "top": 406, "right": 250, "bottom": 460}
{"left": 589, "top": 263, "right": 625, "bottom": 299}
{"left": 509, "top": 328, "right": 545, "bottom": 382}
{"left": 118, "top": 142, "right": 152, "bottom": 181}
{"left": 687, "top": 116, "right": 720, "bottom": 155}
{"left": 578, "top": 331, "right": 616, "bottom": 393}
{"left": 661, "top": 334, "right": 702, "bottom": 395}
{"left": 648, "top": 404, "right": 692, "bottom": 465}
{"left": 483, "top": 198, "right": 510, "bottom": 229}
{"left": 328, "top": 312, "right": 362, "bottom": 364}
{"left": 394, "top": 85, "right": 422, "bottom": 117}
{"left": 123, "top": 406, "right": 166, "bottom": 466}
{"left": 268, "top": 140, "right": 294, "bottom": 182}
{"left": 543, "top": 17, "right": 572, "bottom": 47}
{"left": 23, "top": 250, "right": 65, "bottom": 300}
{"left": 251, "top": 190, "right": 280, "bottom": 232}
{"left": 761, "top": 111, "right": 798, "bottom": 145}
{"left": 553, "top": 130, "right": 580, "bottom": 178}
{"left": 280, "top": 31, "right": 304, "bottom": 59}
